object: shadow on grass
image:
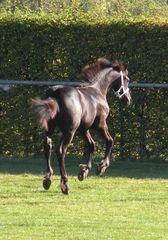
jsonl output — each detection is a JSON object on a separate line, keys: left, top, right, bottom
{"left": 0, "top": 155, "right": 168, "bottom": 179}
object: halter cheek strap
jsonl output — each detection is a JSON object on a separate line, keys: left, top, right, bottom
{"left": 115, "top": 71, "right": 129, "bottom": 99}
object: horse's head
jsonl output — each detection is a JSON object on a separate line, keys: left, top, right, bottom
{"left": 80, "top": 58, "right": 132, "bottom": 106}
{"left": 112, "top": 61, "right": 132, "bottom": 106}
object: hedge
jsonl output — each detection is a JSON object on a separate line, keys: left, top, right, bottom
{"left": 0, "top": 14, "right": 168, "bottom": 161}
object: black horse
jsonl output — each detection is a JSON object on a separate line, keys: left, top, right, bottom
{"left": 32, "top": 58, "right": 131, "bottom": 194}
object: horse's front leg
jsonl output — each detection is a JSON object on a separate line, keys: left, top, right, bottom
{"left": 57, "top": 132, "right": 75, "bottom": 194}
{"left": 43, "top": 135, "right": 53, "bottom": 190}
{"left": 78, "top": 130, "right": 95, "bottom": 181}
{"left": 96, "top": 122, "right": 114, "bottom": 176}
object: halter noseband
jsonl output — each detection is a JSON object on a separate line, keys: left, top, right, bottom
{"left": 114, "top": 71, "right": 129, "bottom": 99}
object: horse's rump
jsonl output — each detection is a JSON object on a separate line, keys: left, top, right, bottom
{"left": 31, "top": 97, "right": 59, "bottom": 131}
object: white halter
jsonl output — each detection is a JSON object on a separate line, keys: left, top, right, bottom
{"left": 114, "top": 71, "right": 129, "bottom": 99}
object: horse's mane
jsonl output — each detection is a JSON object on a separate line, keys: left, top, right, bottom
{"left": 80, "top": 58, "right": 111, "bottom": 83}
{"left": 80, "top": 58, "right": 128, "bottom": 84}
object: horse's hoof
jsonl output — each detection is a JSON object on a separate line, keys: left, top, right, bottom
{"left": 43, "top": 178, "right": 51, "bottom": 190}
{"left": 96, "top": 165, "right": 107, "bottom": 176}
{"left": 78, "top": 168, "right": 89, "bottom": 181}
{"left": 78, "top": 171, "right": 84, "bottom": 181}
{"left": 78, "top": 164, "right": 89, "bottom": 181}
{"left": 61, "top": 183, "right": 69, "bottom": 195}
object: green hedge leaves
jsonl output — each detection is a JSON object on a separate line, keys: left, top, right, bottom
{"left": 0, "top": 15, "right": 168, "bottom": 160}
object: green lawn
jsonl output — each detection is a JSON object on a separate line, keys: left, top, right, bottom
{"left": 0, "top": 156, "right": 168, "bottom": 240}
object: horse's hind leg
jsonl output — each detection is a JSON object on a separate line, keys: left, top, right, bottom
{"left": 57, "top": 131, "right": 75, "bottom": 194}
{"left": 96, "top": 122, "right": 114, "bottom": 176}
{"left": 78, "top": 130, "right": 95, "bottom": 181}
{"left": 43, "top": 135, "right": 53, "bottom": 190}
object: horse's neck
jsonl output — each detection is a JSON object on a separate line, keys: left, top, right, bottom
{"left": 92, "top": 68, "right": 113, "bottom": 96}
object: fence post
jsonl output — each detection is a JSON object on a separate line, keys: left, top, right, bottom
{"left": 119, "top": 105, "right": 125, "bottom": 159}
{"left": 11, "top": 0, "right": 15, "bottom": 14}
{"left": 138, "top": 103, "right": 147, "bottom": 159}
{"left": 37, "top": 0, "right": 41, "bottom": 11}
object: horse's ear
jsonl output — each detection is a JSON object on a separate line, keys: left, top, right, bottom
{"left": 112, "top": 61, "right": 128, "bottom": 72}
{"left": 112, "top": 61, "right": 120, "bottom": 72}
{"left": 123, "top": 63, "right": 128, "bottom": 71}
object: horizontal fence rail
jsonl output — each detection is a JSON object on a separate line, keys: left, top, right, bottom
{"left": 1, "top": 78, "right": 167, "bottom": 160}
{"left": 0, "top": 80, "right": 168, "bottom": 88}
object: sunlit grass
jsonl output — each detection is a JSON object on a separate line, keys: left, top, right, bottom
{"left": 0, "top": 157, "right": 168, "bottom": 240}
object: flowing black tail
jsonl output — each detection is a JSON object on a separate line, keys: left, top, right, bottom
{"left": 31, "top": 97, "right": 59, "bottom": 131}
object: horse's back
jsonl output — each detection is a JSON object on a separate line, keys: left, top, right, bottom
{"left": 48, "top": 86, "right": 83, "bottom": 130}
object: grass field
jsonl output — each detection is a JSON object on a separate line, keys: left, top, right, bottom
{"left": 0, "top": 156, "right": 168, "bottom": 240}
